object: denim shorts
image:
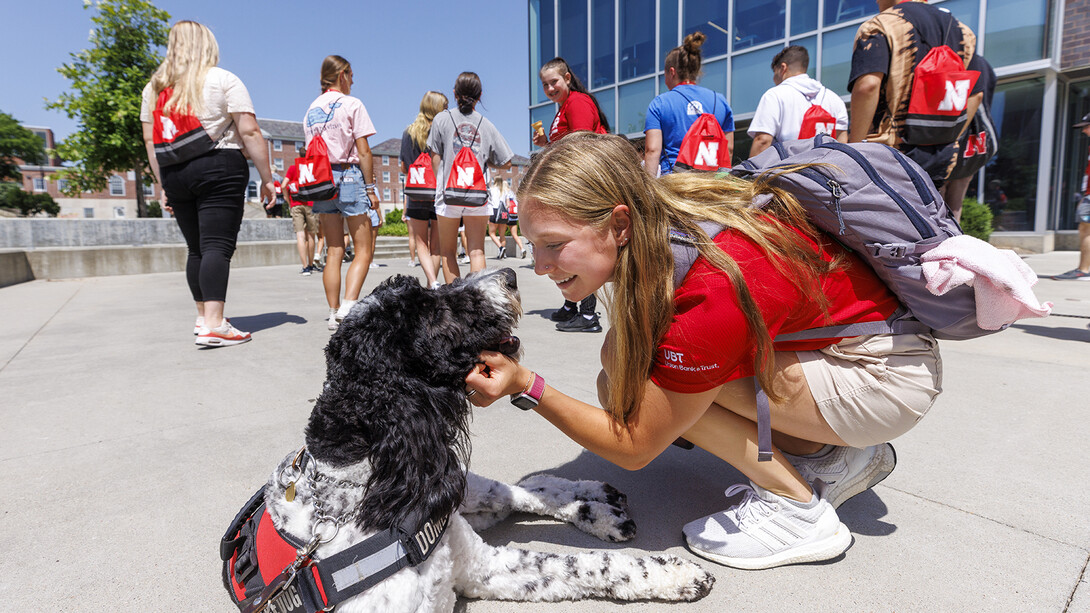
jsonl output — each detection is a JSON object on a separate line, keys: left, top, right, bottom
{"left": 312, "top": 166, "right": 374, "bottom": 218}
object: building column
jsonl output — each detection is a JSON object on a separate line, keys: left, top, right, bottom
{"left": 1035, "top": 69, "right": 1058, "bottom": 234}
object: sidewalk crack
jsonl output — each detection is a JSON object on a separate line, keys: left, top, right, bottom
{"left": 1065, "top": 551, "right": 1089, "bottom": 613}
{"left": 0, "top": 282, "right": 83, "bottom": 375}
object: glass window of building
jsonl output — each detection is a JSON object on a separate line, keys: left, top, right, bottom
{"left": 594, "top": 88, "right": 616, "bottom": 132}
{"left": 620, "top": 0, "right": 656, "bottom": 80}
{"left": 733, "top": 0, "right": 785, "bottom": 51}
{"left": 1059, "top": 80, "right": 1090, "bottom": 230}
{"left": 732, "top": 46, "right": 783, "bottom": 115}
{"left": 530, "top": 0, "right": 556, "bottom": 105}
{"left": 791, "top": 0, "right": 818, "bottom": 35}
{"left": 592, "top": 0, "right": 615, "bottom": 88}
{"left": 382, "top": 155, "right": 389, "bottom": 165}
{"left": 820, "top": 26, "right": 858, "bottom": 97}
{"left": 824, "top": 0, "right": 873, "bottom": 27}
{"left": 273, "top": 140, "right": 282, "bottom": 151}
{"left": 383, "top": 171, "right": 390, "bottom": 183}
{"left": 57, "top": 179, "right": 68, "bottom": 192}
{"left": 559, "top": 0, "right": 589, "bottom": 86}
{"left": 109, "top": 175, "right": 124, "bottom": 196}
{"left": 383, "top": 188, "right": 391, "bottom": 201}
{"left": 83, "top": 207, "right": 94, "bottom": 218}
{"left": 247, "top": 182, "right": 258, "bottom": 199}
{"left": 683, "top": 0, "right": 729, "bottom": 58}
{"left": 937, "top": 0, "right": 980, "bottom": 36}
{"left": 32, "top": 177, "right": 46, "bottom": 192}
{"left": 983, "top": 0, "right": 1048, "bottom": 67}
{"left": 618, "top": 78, "right": 656, "bottom": 135}
{"left": 984, "top": 78, "right": 1044, "bottom": 232}
{"left": 702, "top": 58, "right": 728, "bottom": 102}
{"left": 273, "top": 158, "right": 284, "bottom": 171}
{"left": 660, "top": 0, "right": 679, "bottom": 66}
{"left": 144, "top": 183, "right": 154, "bottom": 197}
{"left": 790, "top": 36, "right": 818, "bottom": 79}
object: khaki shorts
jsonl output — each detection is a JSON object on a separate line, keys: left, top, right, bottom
{"left": 291, "top": 204, "right": 319, "bottom": 234}
{"left": 797, "top": 333, "right": 943, "bottom": 448}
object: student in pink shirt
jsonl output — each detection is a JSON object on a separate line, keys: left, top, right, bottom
{"left": 303, "top": 55, "right": 380, "bottom": 331}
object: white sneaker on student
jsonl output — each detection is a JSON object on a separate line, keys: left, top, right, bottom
{"left": 335, "top": 299, "right": 357, "bottom": 322}
{"left": 783, "top": 443, "right": 897, "bottom": 509}
{"left": 683, "top": 482, "right": 851, "bottom": 570}
{"left": 327, "top": 308, "right": 338, "bottom": 331}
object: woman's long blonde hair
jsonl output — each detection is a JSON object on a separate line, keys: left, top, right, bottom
{"left": 518, "top": 133, "right": 839, "bottom": 425}
{"left": 406, "top": 91, "right": 448, "bottom": 150}
{"left": 150, "top": 21, "right": 219, "bottom": 115}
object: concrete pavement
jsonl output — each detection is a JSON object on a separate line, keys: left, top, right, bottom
{"left": 0, "top": 251, "right": 1088, "bottom": 612}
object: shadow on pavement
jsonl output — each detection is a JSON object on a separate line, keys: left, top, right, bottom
{"left": 228, "top": 312, "right": 307, "bottom": 333}
{"left": 1011, "top": 322, "right": 1090, "bottom": 342}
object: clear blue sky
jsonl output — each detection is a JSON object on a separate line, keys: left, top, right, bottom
{"left": 0, "top": 0, "right": 534, "bottom": 155}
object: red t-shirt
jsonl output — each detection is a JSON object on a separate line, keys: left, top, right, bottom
{"left": 650, "top": 225, "right": 901, "bottom": 394}
{"left": 284, "top": 164, "right": 312, "bottom": 207}
{"left": 548, "top": 91, "right": 607, "bottom": 142}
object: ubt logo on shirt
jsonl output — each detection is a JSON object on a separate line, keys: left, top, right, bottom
{"left": 686, "top": 101, "right": 704, "bottom": 116}
{"left": 663, "top": 349, "right": 685, "bottom": 365}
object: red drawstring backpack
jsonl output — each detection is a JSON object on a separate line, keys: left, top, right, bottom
{"left": 671, "top": 91, "right": 731, "bottom": 173}
{"left": 295, "top": 97, "right": 344, "bottom": 202}
{"left": 403, "top": 152, "right": 437, "bottom": 203}
{"left": 903, "top": 40, "right": 979, "bottom": 145}
{"left": 152, "top": 88, "right": 217, "bottom": 167}
{"left": 443, "top": 112, "right": 488, "bottom": 206}
{"left": 798, "top": 90, "right": 838, "bottom": 139}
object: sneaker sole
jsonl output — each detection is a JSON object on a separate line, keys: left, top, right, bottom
{"left": 195, "top": 335, "right": 251, "bottom": 347}
{"left": 685, "top": 522, "right": 852, "bottom": 570}
{"left": 556, "top": 324, "right": 603, "bottom": 333}
{"left": 826, "top": 443, "right": 897, "bottom": 509}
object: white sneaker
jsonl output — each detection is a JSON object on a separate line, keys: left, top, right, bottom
{"left": 683, "top": 483, "right": 851, "bottom": 570}
{"left": 193, "top": 316, "right": 204, "bottom": 336}
{"left": 783, "top": 443, "right": 897, "bottom": 509}
{"left": 430, "top": 281, "right": 443, "bottom": 290}
{"left": 335, "top": 300, "right": 357, "bottom": 322}
{"left": 327, "top": 308, "right": 338, "bottom": 330}
{"left": 195, "top": 321, "right": 251, "bottom": 347}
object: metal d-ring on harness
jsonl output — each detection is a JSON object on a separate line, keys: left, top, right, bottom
{"left": 222, "top": 447, "right": 452, "bottom": 613}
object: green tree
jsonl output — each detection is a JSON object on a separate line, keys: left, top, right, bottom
{"left": 0, "top": 110, "right": 46, "bottom": 181}
{"left": 47, "top": 0, "right": 169, "bottom": 217}
{"left": 0, "top": 183, "right": 60, "bottom": 217}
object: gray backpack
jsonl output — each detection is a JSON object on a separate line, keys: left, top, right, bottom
{"left": 670, "top": 134, "right": 1002, "bottom": 460}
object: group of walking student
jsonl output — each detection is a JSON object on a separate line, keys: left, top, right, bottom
{"left": 146, "top": 0, "right": 1034, "bottom": 573}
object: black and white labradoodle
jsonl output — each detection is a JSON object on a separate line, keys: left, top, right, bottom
{"left": 246, "top": 270, "right": 713, "bottom": 612}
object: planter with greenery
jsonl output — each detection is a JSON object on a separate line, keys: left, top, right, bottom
{"left": 959, "top": 197, "right": 993, "bottom": 242}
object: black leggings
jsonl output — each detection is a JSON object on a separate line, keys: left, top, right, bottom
{"left": 161, "top": 149, "right": 249, "bottom": 303}
{"left": 563, "top": 294, "right": 596, "bottom": 315}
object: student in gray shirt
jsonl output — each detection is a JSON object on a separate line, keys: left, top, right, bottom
{"left": 428, "top": 72, "right": 513, "bottom": 283}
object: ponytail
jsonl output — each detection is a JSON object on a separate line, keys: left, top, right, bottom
{"left": 665, "top": 32, "right": 706, "bottom": 83}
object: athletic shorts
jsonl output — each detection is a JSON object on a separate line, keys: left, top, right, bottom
{"left": 290, "top": 204, "right": 318, "bottom": 234}
{"left": 1076, "top": 196, "right": 1090, "bottom": 224}
{"left": 797, "top": 333, "right": 942, "bottom": 447}
{"left": 406, "top": 200, "right": 437, "bottom": 221}
{"left": 436, "top": 202, "right": 490, "bottom": 219}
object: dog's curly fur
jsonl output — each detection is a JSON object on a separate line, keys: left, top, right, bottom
{"left": 257, "top": 270, "right": 713, "bottom": 611}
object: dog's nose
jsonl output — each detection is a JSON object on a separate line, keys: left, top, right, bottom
{"left": 499, "top": 267, "right": 517, "bottom": 291}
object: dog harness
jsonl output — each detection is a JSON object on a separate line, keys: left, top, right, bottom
{"left": 221, "top": 454, "right": 450, "bottom": 613}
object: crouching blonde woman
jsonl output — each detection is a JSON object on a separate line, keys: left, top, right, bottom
{"left": 465, "top": 132, "right": 942, "bottom": 570}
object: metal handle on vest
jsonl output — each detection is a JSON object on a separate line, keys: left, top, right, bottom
{"left": 754, "top": 380, "right": 774, "bottom": 462}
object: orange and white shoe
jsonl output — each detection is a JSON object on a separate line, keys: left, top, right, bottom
{"left": 195, "top": 321, "right": 251, "bottom": 347}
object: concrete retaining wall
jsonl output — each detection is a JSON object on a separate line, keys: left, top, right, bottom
{"left": 0, "top": 218, "right": 295, "bottom": 249}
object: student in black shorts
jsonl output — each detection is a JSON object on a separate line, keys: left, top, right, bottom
{"left": 400, "top": 91, "right": 447, "bottom": 288}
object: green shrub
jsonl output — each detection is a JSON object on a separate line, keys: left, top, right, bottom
{"left": 385, "top": 208, "right": 404, "bottom": 226}
{"left": 0, "top": 183, "right": 59, "bottom": 217}
{"left": 147, "top": 200, "right": 162, "bottom": 218}
{"left": 379, "top": 221, "right": 408, "bottom": 236}
{"left": 960, "top": 197, "right": 993, "bottom": 242}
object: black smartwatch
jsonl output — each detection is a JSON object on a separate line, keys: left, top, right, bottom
{"left": 510, "top": 373, "right": 545, "bottom": 411}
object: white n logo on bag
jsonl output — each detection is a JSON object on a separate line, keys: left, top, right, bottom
{"left": 813, "top": 122, "right": 835, "bottom": 135}
{"left": 160, "top": 117, "right": 177, "bottom": 141}
{"left": 937, "top": 79, "right": 972, "bottom": 111}
{"left": 298, "top": 163, "right": 316, "bottom": 184}
{"left": 409, "top": 167, "right": 426, "bottom": 184}
{"left": 455, "top": 165, "right": 475, "bottom": 187}
{"left": 694, "top": 142, "right": 719, "bottom": 167}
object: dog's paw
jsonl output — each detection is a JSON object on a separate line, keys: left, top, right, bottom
{"left": 516, "top": 474, "right": 629, "bottom": 510}
{"left": 639, "top": 555, "right": 715, "bottom": 602}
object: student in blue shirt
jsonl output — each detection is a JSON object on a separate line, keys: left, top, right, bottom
{"left": 644, "top": 32, "right": 735, "bottom": 176}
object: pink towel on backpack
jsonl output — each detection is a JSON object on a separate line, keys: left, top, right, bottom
{"left": 920, "top": 235, "right": 1052, "bottom": 329}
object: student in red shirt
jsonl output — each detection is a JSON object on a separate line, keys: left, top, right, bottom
{"left": 466, "top": 133, "right": 942, "bottom": 570}
{"left": 533, "top": 57, "right": 610, "bottom": 333}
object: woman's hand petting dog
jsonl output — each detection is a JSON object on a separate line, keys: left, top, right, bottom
{"left": 465, "top": 350, "right": 529, "bottom": 406}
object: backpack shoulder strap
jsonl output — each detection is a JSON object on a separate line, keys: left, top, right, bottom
{"left": 669, "top": 220, "right": 726, "bottom": 289}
